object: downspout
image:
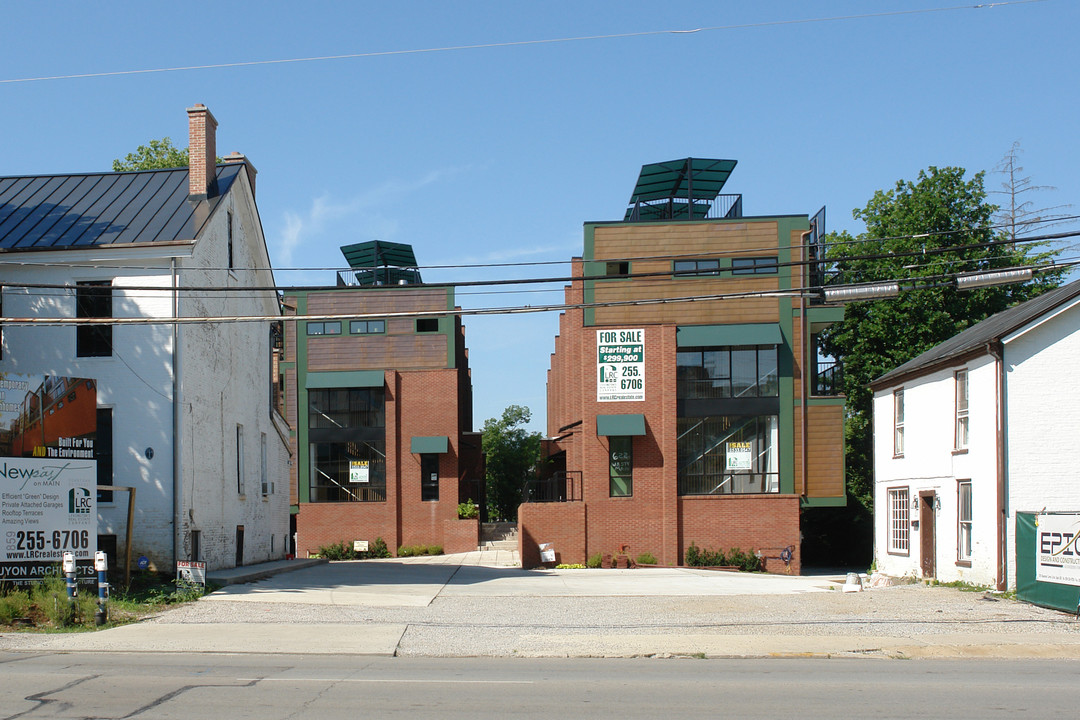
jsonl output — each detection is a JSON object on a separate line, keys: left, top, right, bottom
{"left": 172, "top": 258, "right": 183, "bottom": 567}
{"left": 988, "top": 340, "right": 1006, "bottom": 591}
{"left": 800, "top": 231, "right": 810, "bottom": 498}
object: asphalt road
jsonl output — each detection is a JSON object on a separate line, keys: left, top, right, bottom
{"left": 1, "top": 653, "right": 1079, "bottom": 719}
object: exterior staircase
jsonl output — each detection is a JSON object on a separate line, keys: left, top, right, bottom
{"left": 480, "top": 522, "right": 518, "bottom": 551}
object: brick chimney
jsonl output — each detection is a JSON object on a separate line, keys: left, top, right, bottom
{"left": 187, "top": 104, "right": 218, "bottom": 200}
{"left": 222, "top": 151, "right": 257, "bottom": 197}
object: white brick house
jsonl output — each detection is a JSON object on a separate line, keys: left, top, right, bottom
{"left": 871, "top": 280, "right": 1080, "bottom": 590}
{"left": 0, "top": 105, "right": 290, "bottom": 572}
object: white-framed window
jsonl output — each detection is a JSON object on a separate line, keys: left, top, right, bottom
{"left": 955, "top": 370, "right": 969, "bottom": 450}
{"left": 958, "top": 480, "right": 972, "bottom": 561}
{"left": 888, "top": 487, "right": 910, "bottom": 554}
{"left": 893, "top": 389, "right": 905, "bottom": 457}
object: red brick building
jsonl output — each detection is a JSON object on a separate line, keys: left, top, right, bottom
{"left": 281, "top": 242, "right": 483, "bottom": 557}
{"left": 525, "top": 159, "right": 846, "bottom": 573}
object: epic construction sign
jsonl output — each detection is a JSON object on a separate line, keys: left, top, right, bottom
{"left": 0, "top": 375, "right": 98, "bottom": 584}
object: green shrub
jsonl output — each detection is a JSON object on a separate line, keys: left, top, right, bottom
{"left": 635, "top": 552, "right": 657, "bottom": 566}
{"left": 684, "top": 543, "right": 762, "bottom": 571}
{"left": 684, "top": 542, "right": 700, "bottom": 566}
{"left": 0, "top": 587, "right": 31, "bottom": 625}
{"left": 318, "top": 537, "right": 393, "bottom": 561}
{"left": 397, "top": 544, "right": 443, "bottom": 557}
{"left": 586, "top": 553, "right": 603, "bottom": 569}
{"left": 368, "top": 537, "right": 392, "bottom": 559}
{"left": 457, "top": 498, "right": 479, "bottom": 519}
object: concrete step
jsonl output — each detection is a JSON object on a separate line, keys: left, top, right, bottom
{"left": 481, "top": 540, "right": 518, "bottom": 551}
{"left": 481, "top": 522, "right": 518, "bottom": 544}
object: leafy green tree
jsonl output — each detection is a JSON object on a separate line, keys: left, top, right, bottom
{"left": 482, "top": 405, "right": 542, "bottom": 522}
{"left": 112, "top": 137, "right": 190, "bottom": 171}
{"left": 820, "top": 166, "right": 1061, "bottom": 510}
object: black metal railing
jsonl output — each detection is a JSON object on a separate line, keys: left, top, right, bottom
{"left": 523, "top": 471, "right": 583, "bottom": 503}
{"left": 813, "top": 360, "right": 843, "bottom": 396}
{"left": 624, "top": 194, "right": 743, "bottom": 222}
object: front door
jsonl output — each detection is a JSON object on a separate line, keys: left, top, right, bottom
{"left": 919, "top": 492, "right": 935, "bottom": 579}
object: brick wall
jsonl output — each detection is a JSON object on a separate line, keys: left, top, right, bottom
{"left": 519, "top": 502, "right": 586, "bottom": 568}
{"left": 443, "top": 518, "right": 479, "bottom": 554}
{"left": 679, "top": 495, "right": 802, "bottom": 574}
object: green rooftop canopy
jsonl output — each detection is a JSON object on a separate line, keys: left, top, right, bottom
{"left": 339, "top": 240, "right": 422, "bottom": 286}
{"left": 624, "top": 158, "right": 737, "bottom": 221}
{"left": 629, "top": 158, "right": 737, "bottom": 203}
{"left": 341, "top": 240, "right": 418, "bottom": 269}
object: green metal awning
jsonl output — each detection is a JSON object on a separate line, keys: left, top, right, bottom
{"left": 676, "top": 323, "right": 783, "bottom": 348}
{"left": 411, "top": 436, "right": 449, "bottom": 453}
{"left": 340, "top": 240, "right": 418, "bottom": 269}
{"left": 596, "top": 414, "right": 647, "bottom": 437}
{"left": 628, "top": 158, "right": 737, "bottom": 203}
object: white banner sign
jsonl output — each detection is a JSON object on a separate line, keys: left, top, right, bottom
{"left": 597, "top": 329, "right": 645, "bottom": 402}
{"left": 0, "top": 457, "right": 97, "bottom": 583}
{"left": 1035, "top": 513, "right": 1080, "bottom": 586}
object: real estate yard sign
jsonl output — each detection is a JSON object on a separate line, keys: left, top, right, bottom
{"left": 0, "top": 375, "right": 98, "bottom": 584}
{"left": 597, "top": 329, "right": 645, "bottom": 402}
{"left": 1035, "top": 513, "right": 1080, "bottom": 587}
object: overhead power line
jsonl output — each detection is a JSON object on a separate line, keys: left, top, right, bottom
{"left": 0, "top": 1, "right": 1049, "bottom": 85}
{"left": 2, "top": 212, "right": 1075, "bottom": 276}
{"left": 2, "top": 258, "right": 1071, "bottom": 328}
{"left": 1, "top": 227, "right": 1075, "bottom": 297}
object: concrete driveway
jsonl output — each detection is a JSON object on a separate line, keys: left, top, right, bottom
{"left": 200, "top": 552, "right": 843, "bottom": 608}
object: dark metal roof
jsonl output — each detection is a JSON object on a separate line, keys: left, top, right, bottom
{"left": 873, "top": 279, "right": 1080, "bottom": 387}
{"left": 628, "top": 158, "right": 737, "bottom": 204}
{"left": 0, "top": 164, "right": 242, "bottom": 252}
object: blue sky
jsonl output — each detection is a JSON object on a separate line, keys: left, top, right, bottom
{"left": 3, "top": 1, "right": 1077, "bottom": 431}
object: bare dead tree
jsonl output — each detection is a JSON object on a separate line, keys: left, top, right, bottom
{"left": 991, "top": 141, "right": 1073, "bottom": 243}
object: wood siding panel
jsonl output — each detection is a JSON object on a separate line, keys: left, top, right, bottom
{"left": 307, "top": 335, "right": 447, "bottom": 371}
{"left": 591, "top": 221, "right": 784, "bottom": 326}
{"left": 594, "top": 221, "right": 781, "bottom": 257}
{"left": 306, "top": 289, "right": 447, "bottom": 315}
{"left": 794, "top": 403, "right": 845, "bottom": 498}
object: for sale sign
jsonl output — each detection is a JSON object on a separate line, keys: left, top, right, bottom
{"left": 0, "top": 375, "right": 98, "bottom": 584}
{"left": 597, "top": 329, "right": 645, "bottom": 402}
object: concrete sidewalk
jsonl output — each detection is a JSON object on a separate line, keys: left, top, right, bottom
{"left": 3, "top": 552, "right": 1079, "bottom": 660}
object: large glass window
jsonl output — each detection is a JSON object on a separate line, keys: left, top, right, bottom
{"left": 307, "top": 321, "right": 341, "bottom": 336}
{"left": 958, "top": 480, "right": 972, "bottom": 561}
{"left": 730, "top": 257, "right": 778, "bottom": 275}
{"left": 888, "top": 487, "right": 910, "bottom": 554}
{"left": 609, "top": 436, "right": 633, "bottom": 497}
{"left": 677, "top": 415, "right": 779, "bottom": 495}
{"left": 674, "top": 259, "right": 720, "bottom": 276}
{"left": 308, "top": 388, "right": 386, "bottom": 502}
{"left": 677, "top": 346, "right": 778, "bottom": 399}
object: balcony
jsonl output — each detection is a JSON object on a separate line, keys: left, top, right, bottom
{"left": 813, "top": 359, "right": 843, "bottom": 397}
{"left": 523, "top": 471, "right": 583, "bottom": 503}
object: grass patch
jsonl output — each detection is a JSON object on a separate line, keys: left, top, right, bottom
{"left": 1, "top": 568, "right": 211, "bottom": 633}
